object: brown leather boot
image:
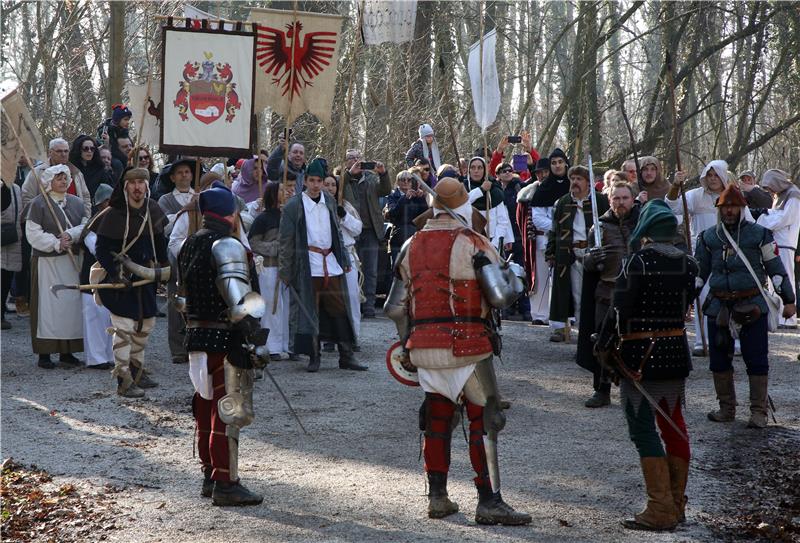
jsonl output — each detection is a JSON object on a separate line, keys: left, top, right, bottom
{"left": 622, "top": 457, "right": 678, "bottom": 531}
{"left": 666, "top": 455, "right": 689, "bottom": 523}
{"left": 707, "top": 370, "right": 736, "bottom": 422}
{"left": 746, "top": 374, "right": 769, "bottom": 429}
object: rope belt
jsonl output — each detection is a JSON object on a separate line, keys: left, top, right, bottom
{"left": 619, "top": 328, "right": 685, "bottom": 342}
{"left": 712, "top": 288, "right": 760, "bottom": 301}
{"left": 308, "top": 245, "right": 332, "bottom": 287}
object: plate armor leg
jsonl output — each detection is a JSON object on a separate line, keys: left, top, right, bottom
{"left": 462, "top": 357, "right": 505, "bottom": 494}
{"left": 218, "top": 359, "right": 255, "bottom": 481}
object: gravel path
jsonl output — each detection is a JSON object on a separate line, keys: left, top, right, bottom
{"left": 2, "top": 310, "right": 798, "bottom": 542}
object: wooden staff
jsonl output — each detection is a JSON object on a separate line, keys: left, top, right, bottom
{"left": 2, "top": 109, "right": 79, "bottom": 272}
{"left": 193, "top": 157, "right": 201, "bottom": 194}
{"left": 132, "top": 74, "right": 152, "bottom": 159}
{"left": 614, "top": 80, "right": 644, "bottom": 193}
{"left": 666, "top": 50, "right": 707, "bottom": 354}
{"left": 338, "top": 0, "right": 365, "bottom": 206}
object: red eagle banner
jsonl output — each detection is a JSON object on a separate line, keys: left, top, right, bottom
{"left": 249, "top": 7, "right": 344, "bottom": 125}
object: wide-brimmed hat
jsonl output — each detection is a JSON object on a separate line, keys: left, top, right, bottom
{"left": 432, "top": 177, "right": 468, "bottom": 209}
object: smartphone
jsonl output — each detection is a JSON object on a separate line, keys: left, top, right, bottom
{"left": 411, "top": 177, "right": 419, "bottom": 190}
{"left": 360, "top": 161, "right": 376, "bottom": 170}
{"left": 507, "top": 135, "right": 522, "bottom": 144}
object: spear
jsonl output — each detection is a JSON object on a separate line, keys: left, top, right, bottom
{"left": 666, "top": 50, "right": 707, "bottom": 355}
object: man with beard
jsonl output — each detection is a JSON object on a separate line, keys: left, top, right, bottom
{"left": 384, "top": 177, "right": 531, "bottom": 525}
{"left": 546, "top": 165, "right": 609, "bottom": 342}
{"left": 178, "top": 181, "right": 269, "bottom": 506}
{"left": 90, "top": 168, "right": 169, "bottom": 398}
{"left": 159, "top": 158, "right": 198, "bottom": 365}
{"left": 697, "top": 185, "right": 796, "bottom": 428}
{"left": 667, "top": 161, "right": 752, "bottom": 355}
{"left": 578, "top": 182, "right": 639, "bottom": 407}
{"left": 527, "top": 150, "right": 570, "bottom": 325}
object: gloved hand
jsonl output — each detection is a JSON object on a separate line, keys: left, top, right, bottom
{"left": 336, "top": 205, "right": 346, "bottom": 218}
{"left": 583, "top": 247, "right": 607, "bottom": 272}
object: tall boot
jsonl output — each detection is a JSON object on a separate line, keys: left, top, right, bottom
{"left": 475, "top": 483, "right": 532, "bottom": 526}
{"left": 666, "top": 456, "right": 689, "bottom": 523}
{"left": 622, "top": 457, "right": 678, "bottom": 531}
{"left": 427, "top": 472, "right": 459, "bottom": 519}
{"left": 707, "top": 370, "right": 736, "bottom": 422}
{"left": 307, "top": 341, "right": 321, "bottom": 373}
{"left": 746, "top": 374, "right": 769, "bottom": 429}
{"left": 338, "top": 342, "right": 367, "bottom": 371}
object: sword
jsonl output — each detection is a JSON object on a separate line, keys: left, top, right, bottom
{"left": 587, "top": 154, "right": 602, "bottom": 248}
{"left": 263, "top": 366, "right": 310, "bottom": 435}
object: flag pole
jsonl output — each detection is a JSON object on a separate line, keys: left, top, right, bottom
{"left": 338, "top": 0, "right": 365, "bottom": 205}
{"left": 2, "top": 109, "right": 79, "bottom": 272}
{"left": 279, "top": 0, "right": 300, "bottom": 208}
{"left": 478, "top": 1, "right": 491, "bottom": 237}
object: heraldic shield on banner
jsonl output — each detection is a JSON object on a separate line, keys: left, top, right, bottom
{"left": 160, "top": 26, "right": 256, "bottom": 156}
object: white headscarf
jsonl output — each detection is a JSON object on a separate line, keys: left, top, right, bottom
{"left": 40, "top": 164, "right": 72, "bottom": 193}
{"left": 761, "top": 169, "right": 800, "bottom": 210}
{"left": 418, "top": 123, "right": 441, "bottom": 171}
{"left": 699, "top": 160, "right": 729, "bottom": 190}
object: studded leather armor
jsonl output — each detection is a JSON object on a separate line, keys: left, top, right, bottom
{"left": 179, "top": 228, "right": 232, "bottom": 353}
{"left": 607, "top": 243, "right": 699, "bottom": 380}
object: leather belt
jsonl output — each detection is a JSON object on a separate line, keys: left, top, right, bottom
{"left": 619, "top": 328, "right": 685, "bottom": 342}
{"left": 572, "top": 240, "right": 588, "bottom": 249}
{"left": 411, "top": 316, "right": 490, "bottom": 327}
{"left": 186, "top": 320, "right": 231, "bottom": 330}
{"left": 712, "top": 288, "right": 760, "bottom": 301}
{"left": 308, "top": 245, "right": 333, "bottom": 287}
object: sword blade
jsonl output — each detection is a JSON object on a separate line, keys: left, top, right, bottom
{"left": 263, "top": 366, "right": 310, "bottom": 435}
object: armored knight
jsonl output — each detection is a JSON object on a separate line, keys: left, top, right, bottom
{"left": 177, "top": 181, "right": 269, "bottom": 506}
{"left": 384, "top": 177, "right": 531, "bottom": 525}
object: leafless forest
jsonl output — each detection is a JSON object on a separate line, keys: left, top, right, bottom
{"left": 2, "top": 1, "right": 799, "bottom": 178}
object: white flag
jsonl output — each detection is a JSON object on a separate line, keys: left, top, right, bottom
{"left": 362, "top": 0, "right": 417, "bottom": 45}
{"left": 183, "top": 5, "right": 236, "bottom": 30}
{"left": 468, "top": 29, "right": 500, "bottom": 131}
{"left": 125, "top": 80, "right": 162, "bottom": 147}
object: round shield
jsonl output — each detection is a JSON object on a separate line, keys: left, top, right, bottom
{"left": 386, "top": 341, "right": 419, "bottom": 387}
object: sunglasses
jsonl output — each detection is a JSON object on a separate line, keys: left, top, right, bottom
{"left": 500, "top": 169, "right": 513, "bottom": 174}
{"left": 422, "top": 168, "right": 430, "bottom": 172}
{"left": 81, "top": 145, "right": 95, "bottom": 152}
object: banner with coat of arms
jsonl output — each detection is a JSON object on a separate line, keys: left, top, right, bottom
{"left": 249, "top": 7, "right": 344, "bottom": 125}
{"left": 160, "top": 26, "right": 256, "bottom": 156}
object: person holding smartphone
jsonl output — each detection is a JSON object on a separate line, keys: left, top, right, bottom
{"left": 340, "top": 153, "right": 392, "bottom": 318}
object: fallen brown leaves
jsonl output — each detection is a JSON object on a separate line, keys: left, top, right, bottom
{"left": 701, "top": 427, "right": 800, "bottom": 542}
{"left": 1, "top": 458, "right": 120, "bottom": 542}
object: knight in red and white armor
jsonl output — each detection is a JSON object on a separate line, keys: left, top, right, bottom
{"left": 384, "top": 177, "right": 531, "bottom": 525}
